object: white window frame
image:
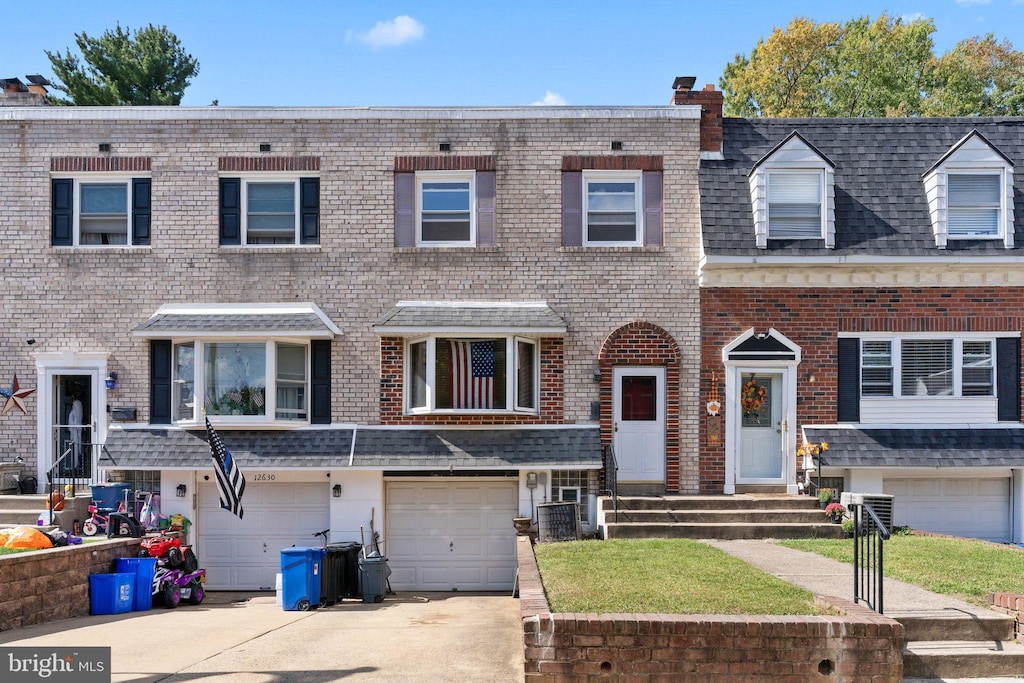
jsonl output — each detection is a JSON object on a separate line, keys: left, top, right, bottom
{"left": 945, "top": 168, "right": 1005, "bottom": 241}
{"left": 237, "top": 175, "right": 303, "bottom": 246}
{"left": 858, "top": 336, "right": 995, "bottom": 399}
{"left": 404, "top": 335, "right": 539, "bottom": 414}
{"left": 582, "top": 170, "right": 644, "bottom": 247}
{"left": 415, "top": 171, "right": 476, "bottom": 247}
{"left": 172, "top": 338, "right": 310, "bottom": 425}
{"left": 54, "top": 174, "right": 145, "bottom": 247}
{"left": 766, "top": 169, "right": 825, "bottom": 240}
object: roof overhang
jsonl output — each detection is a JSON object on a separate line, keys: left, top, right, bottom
{"left": 133, "top": 303, "right": 342, "bottom": 339}
{"left": 373, "top": 301, "right": 567, "bottom": 337}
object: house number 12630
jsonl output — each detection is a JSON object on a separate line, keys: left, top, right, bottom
{"left": 253, "top": 473, "right": 276, "bottom": 482}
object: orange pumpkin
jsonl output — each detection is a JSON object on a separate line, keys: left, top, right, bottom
{"left": 47, "top": 491, "right": 65, "bottom": 512}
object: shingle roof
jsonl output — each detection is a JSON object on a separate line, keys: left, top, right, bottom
{"left": 100, "top": 426, "right": 600, "bottom": 470}
{"left": 803, "top": 426, "right": 1024, "bottom": 468}
{"left": 701, "top": 117, "right": 1024, "bottom": 257}
{"left": 135, "top": 313, "right": 335, "bottom": 336}
{"left": 374, "top": 302, "right": 567, "bottom": 333}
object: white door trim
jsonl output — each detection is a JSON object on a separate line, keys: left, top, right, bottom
{"left": 612, "top": 366, "right": 667, "bottom": 485}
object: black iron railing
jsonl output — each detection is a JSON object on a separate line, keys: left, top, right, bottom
{"left": 851, "top": 502, "right": 891, "bottom": 614}
{"left": 45, "top": 440, "right": 96, "bottom": 525}
{"left": 603, "top": 443, "right": 618, "bottom": 516}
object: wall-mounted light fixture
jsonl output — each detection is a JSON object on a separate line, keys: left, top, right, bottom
{"left": 593, "top": 368, "right": 602, "bottom": 383}
{"left": 104, "top": 372, "right": 118, "bottom": 390}
{"left": 332, "top": 484, "right": 342, "bottom": 498}
{"left": 176, "top": 484, "right": 187, "bottom": 498}
{"left": 807, "top": 372, "right": 817, "bottom": 384}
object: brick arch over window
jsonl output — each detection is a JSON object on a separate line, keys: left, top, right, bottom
{"left": 598, "top": 322, "right": 682, "bottom": 492}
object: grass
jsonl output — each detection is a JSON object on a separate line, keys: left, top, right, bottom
{"left": 534, "top": 538, "right": 826, "bottom": 615}
{"left": 778, "top": 534, "right": 1024, "bottom": 606}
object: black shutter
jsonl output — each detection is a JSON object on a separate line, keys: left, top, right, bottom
{"left": 51, "top": 179, "right": 73, "bottom": 246}
{"left": 219, "top": 178, "right": 241, "bottom": 245}
{"left": 394, "top": 173, "right": 415, "bottom": 247}
{"left": 131, "top": 178, "right": 151, "bottom": 245}
{"left": 837, "top": 338, "right": 860, "bottom": 422}
{"left": 642, "top": 170, "right": 663, "bottom": 247}
{"left": 997, "top": 337, "right": 1020, "bottom": 422}
{"left": 310, "top": 340, "right": 331, "bottom": 424}
{"left": 561, "top": 172, "right": 583, "bottom": 246}
{"left": 476, "top": 171, "right": 496, "bottom": 246}
{"left": 150, "top": 340, "right": 172, "bottom": 424}
{"left": 300, "top": 177, "right": 319, "bottom": 244}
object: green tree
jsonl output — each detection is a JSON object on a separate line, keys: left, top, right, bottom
{"left": 46, "top": 24, "right": 199, "bottom": 105}
{"left": 721, "top": 14, "right": 1024, "bottom": 117}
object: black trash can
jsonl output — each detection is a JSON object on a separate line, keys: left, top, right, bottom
{"left": 321, "top": 542, "right": 362, "bottom": 605}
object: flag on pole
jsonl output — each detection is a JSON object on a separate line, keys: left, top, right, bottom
{"left": 206, "top": 416, "right": 245, "bottom": 519}
{"left": 449, "top": 340, "right": 495, "bottom": 409}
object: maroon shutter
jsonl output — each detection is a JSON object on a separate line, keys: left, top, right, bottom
{"left": 394, "top": 172, "right": 415, "bottom": 247}
{"left": 476, "top": 171, "right": 496, "bottom": 246}
{"left": 561, "top": 172, "right": 583, "bottom": 246}
{"left": 643, "top": 171, "right": 663, "bottom": 247}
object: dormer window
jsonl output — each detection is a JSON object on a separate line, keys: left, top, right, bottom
{"left": 767, "top": 171, "right": 823, "bottom": 239}
{"left": 947, "top": 172, "right": 1002, "bottom": 238}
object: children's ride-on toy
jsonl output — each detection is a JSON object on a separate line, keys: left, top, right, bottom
{"left": 140, "top": 533, "right": 198, "bottom": 572}
{"left": 153, "top": 565, "right": 206, "bottom": 608}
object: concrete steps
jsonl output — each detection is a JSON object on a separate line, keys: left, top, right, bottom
{"left": 599, "top": 495, "right": 847, "bottom": 540}
{"left": 903, "top": 640, "right": 1024, "bottom": 679}
{"left": 0, "top": 494, "right": 49, "bottom": 526}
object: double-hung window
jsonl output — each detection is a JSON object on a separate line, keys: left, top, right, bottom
{"left": 859, "top": 338, "right": 994, "bottom": 398}
{"left": 767, "top": 171, "right": 823, "bottom": 239}
{"left": 171, "top": 340, "right": 309, "bottom": 423}
{"left": 406, "top": 336, "right": 538, "bottom": 413}
{"left": 947, "top": 172, "right": 1002, "bottom": 239}
{"left": 51, "top": 176, "right": 151, "bottom": 247}
{"left": 583, "top": 171, "right": 643, "bottom": 246}
{"left": 219, "top": 176, "right": 320, "bottom": 246}
{"left": 416, "top": 172, "right": 475, "bottom": 245}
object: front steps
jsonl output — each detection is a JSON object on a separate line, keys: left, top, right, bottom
{"left": 0, "top": 493, "right": 50, "bottom": 527}
{"left": 599, "top": 494, "right": 846, "bottom": 540}
{"left": 899, "top": 609, "right": 1024, "bottom": 679}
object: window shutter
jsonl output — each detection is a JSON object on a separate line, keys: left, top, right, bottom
{"left": 837, "top": 338, "right": 860, "bottom": 422}
{"left": 150, "top": 340, "right": 172, "bottom": 424}
{"left": 642, "top": 170, "right": 663, "bottom": 247}
{"left": 996, "top": 337, "right": 1020, "bottom": 422}
{"left": 131, "top": 178, "right": 152, "bottom": 245}
{"left": 219, "top": 178, "right": 241, "bottom": 245}
{"left": 51, "top": 179, "right": 73, "bottom": 246}
{"left": 299, "top": 177, "right": 320, "bottom": 244}
{"left": 310, "top": 339, "right": 331, "bottom": 424}
{"left": 561, "top": 171, "right": 583, "bottom": 246}
{"left": 394, "top": 172, "right": 415, "bottom": 247}
{"left": 476, "top": 171, "right": 496, "bottom": 246}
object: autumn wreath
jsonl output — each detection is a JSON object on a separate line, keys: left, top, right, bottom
{"left": 740, "top": 377, "right": 768, "bottom": 416}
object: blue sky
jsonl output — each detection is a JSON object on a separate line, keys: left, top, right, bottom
{"left": 2, "top": 1, "right": 1023, "bottom": 107}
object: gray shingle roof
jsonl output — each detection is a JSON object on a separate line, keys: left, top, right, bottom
{"left": 135, "top": 313, "right": 336, "bottom": 337}
{"left": 100, "top": 426, "right": 600, "bottom": 470}
{"left": 701, "top": 117, "right": 1024, "bottom": 257}
{"left": 374, "top": 302, "right": 567, "bottom": 333}
{"left": 803, "top": 426, "right": 1024, "bottom": 468}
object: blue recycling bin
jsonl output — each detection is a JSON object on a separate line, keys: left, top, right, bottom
{"left": 89, "top": 573, "right": 134, "bottom": 615}
{"left": 115, "top": 557, "right": 158, "bottom": 611}
{"left": 280, "top": 547, "right": 323, "bottom": 611}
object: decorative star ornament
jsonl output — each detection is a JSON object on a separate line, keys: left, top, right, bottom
{"left": 1, "top": 374, "right": 35, "bottom": 415}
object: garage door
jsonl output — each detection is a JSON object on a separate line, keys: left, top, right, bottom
{"left": 386, "top": 479, "right": 517, "bottom": 591}
{"left": 197, "top": 481, "right": 329, "bottom": 590}
{"left": 883, "top": 478, "right": 1011, "bottom": 543}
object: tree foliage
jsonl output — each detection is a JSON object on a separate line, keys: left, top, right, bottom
{"left": 46, "top": 24, "right": 199, "bottom": 105}
{"left": 721, "top": 13, "right": 1024, "bottom": 117}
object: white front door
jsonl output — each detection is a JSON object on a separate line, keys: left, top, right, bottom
{"left": 613, "top": 367, "right": 666, "bottom": 484}
{"left": 737, "top": 372, "right": 785, "bottom": 482}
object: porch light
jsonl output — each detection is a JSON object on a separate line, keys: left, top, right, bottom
{"left": 332, "top": 484, "right": 342, "bottom": 498}
{"left": 104, "top": 372, "right": 118, "bottom": 390}
{"left": 176, "top": 484, "right": 187, "bottom": 498}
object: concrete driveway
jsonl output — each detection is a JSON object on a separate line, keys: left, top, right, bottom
{"left": 0, "top": 592, "right": 525, "bottom": 682}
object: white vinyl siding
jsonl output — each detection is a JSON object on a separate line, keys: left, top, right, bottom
{"left": 947, "top": 173, "right": 1001, "bottom": 238}
{"left": 767, "top": 171, "right": 823, "bottom": 239}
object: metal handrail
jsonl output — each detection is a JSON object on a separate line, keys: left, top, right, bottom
{"left": 852, "top": 502, "right": 891, "bottom": 614}
{"left": 603, "top": 443, "right": 618, "bottom": 516}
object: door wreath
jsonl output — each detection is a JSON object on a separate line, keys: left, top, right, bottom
{"left": 740, "top": 377, "right": 768, "bottom": 417}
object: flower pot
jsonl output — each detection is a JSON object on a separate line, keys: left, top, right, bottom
{"left": 513, "top": 517, "right": 532, "bottom": 535}
{"left": 830, "top": 516, "right": 842, "bottom": 524}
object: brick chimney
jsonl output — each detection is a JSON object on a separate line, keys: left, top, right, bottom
{"left": 671, "top": 77, "right": 723, "bottom": 157}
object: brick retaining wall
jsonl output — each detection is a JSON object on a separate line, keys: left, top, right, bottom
{"left": 988, "top": 592, "right": 1024, "bottom": 642}
{"left": 0, "top": 538, "right": 142, "bottom": 631}
{"left": 518, "top": 536, "right": 904, "bottom": 681}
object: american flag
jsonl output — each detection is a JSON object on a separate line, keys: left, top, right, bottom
{"left": 449, "top": 340, "right": 495, "bottom": 409}
{"left": 206, "top": 416, "right": 246, "bottom": 519}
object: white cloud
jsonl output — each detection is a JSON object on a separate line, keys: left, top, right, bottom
{"left": 531, "top": 91, "right": 567, "bottom": 106}
{"left": 349, "top": 15, "right": 425, "bottom": 48}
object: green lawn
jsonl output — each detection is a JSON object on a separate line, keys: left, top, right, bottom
{"left": 534, "top": 538, "right": 826, "bottom": 615}
{"left": 778, "top": 534, "right": 1024, "bottom": 606}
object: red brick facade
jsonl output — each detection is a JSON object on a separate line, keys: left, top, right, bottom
{"left": 598, "top": 322, "right": 682, "bottom": 492}
{"left": 379, "top": 336, "right": 565, "bottom": 425}
{"left": 700, "top": 287, "right": 1024, "bottom": 493}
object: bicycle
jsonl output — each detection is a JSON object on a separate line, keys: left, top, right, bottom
{"left": 312, "top": 528, "right": 330, "bottom": 547}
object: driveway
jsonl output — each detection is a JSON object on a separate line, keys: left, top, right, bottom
{"left": 0, "top": 592, "right": 525, "bottom": 682}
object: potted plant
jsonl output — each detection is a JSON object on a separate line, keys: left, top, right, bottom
{"left": 513, "top": 516, "right": 532, "bottom": 535}
{"left": 824, "top": 502, "right": 846, "bottom": 524}
{"left": 817, "top": 487, "right": 835, "bottom": 509}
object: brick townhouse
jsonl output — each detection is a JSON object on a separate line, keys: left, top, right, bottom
{"left": 0, "top": 80, "right": 710, "bottom": 590}
{"left": 699, "top": 109, "right": 1024, "bottom": 544}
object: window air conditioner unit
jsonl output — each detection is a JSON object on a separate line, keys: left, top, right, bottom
{"left": 839, "top": 492, "right": 894, "bottom": 530}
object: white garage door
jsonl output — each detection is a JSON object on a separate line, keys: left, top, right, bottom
{"left": 883, "top": 478, "right": 1011, "bottom": 543}
{"left": 197, "top": 481, "right": 329, "bottom": 590}
{"left": 385, "top": 479, "right": 517, "bottom": 591}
